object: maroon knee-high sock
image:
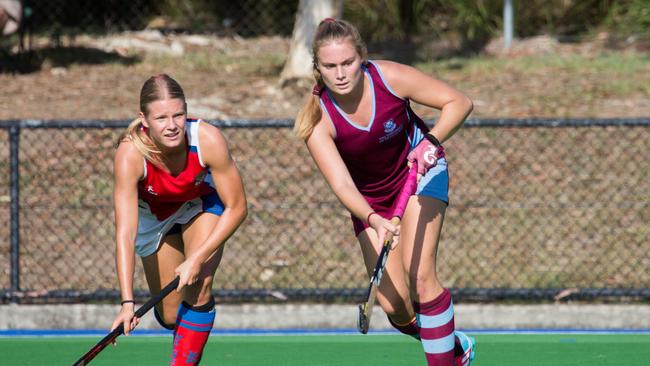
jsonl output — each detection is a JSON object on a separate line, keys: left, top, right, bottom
{"left": 413, "top": 289, "right": 456, "bottom": 366}
{"left": 388, "top": 315, "right": 420, "bottom": 339}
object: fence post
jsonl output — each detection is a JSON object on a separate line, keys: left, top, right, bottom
{"left": 9, "top": 126, "right": 20, "bottom": 293}
{"left": 503, "top": 0, "right": 514, "bottom": 49}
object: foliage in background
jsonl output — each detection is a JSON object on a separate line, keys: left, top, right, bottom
{"left": 512, "top": 0, "right": 612, "bottom": 38}
{"left": 160, "top": 0, "right": 299, "bottom": 36}
{"left": 345, "top": 0, "right": 649, "bottom": 56}
{"left": 343, "top": 0, "right": 404, "bottom": 42}
{"left": 442, "top": 0, "right": 502, "bottom": 49}
{"left": 24, "top": 0, "right": 650, "bottom": 44}
{"left": 28, "top": 0, "right": 298, "bottom": 36}
{"left": 603, "top": 0, "right": 650, "bottom": 40}
{"left": 154, "top": 0, "right": 219, "bottom": 31}
{"left": 343, "top": 0, "right": 501, "bottom": 60}
{"left": 27, "top": 0, "right": 153, "bottom": 33}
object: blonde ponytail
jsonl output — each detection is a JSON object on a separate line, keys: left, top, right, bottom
{"left": 115, "top": 117, "right": 164, "bottom": 168}
{"left": 294, "top": 93, "right": 323, "bottom": 140}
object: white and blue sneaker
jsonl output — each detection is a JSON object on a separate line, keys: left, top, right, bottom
{"left": 454, "top": 330, "right": 475, "bottom": 366}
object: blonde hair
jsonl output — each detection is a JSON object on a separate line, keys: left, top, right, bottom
{"left": 294, "top": 18, "right": 368, "bottom": 140}
{"left": 116, "top": 74, "right": 187, "bottom": 168}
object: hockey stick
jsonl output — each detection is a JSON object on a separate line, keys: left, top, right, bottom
{"left": 357, "top": 163, "right": 419, "bottom": 334}
{"left": 72, "top": 276, "right": 180, "bottom": 366}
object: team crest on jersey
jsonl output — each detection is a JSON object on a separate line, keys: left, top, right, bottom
{"left": 384, "top": 119, "right": 396, "bottom": 134}
{"left": 146, "top": 185, "right": 157, "bottom": 195}
{"left": 379, "top": 119, "right": 403, "bottom": 143}
{"left": 194, "top": 170, "right": 207, "bottom": 186}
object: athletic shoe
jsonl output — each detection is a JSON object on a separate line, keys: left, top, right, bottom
{"left": 454, "top": 330, "right": 475, "bottom": 366}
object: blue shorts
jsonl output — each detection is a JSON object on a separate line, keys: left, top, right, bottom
{"left": 416, "top": 157, "right": 449, "bottom": 204}
{"left": 166, "top": 195, "right": 224, "bottom": 236}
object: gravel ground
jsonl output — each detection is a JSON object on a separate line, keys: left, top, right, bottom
{"left": 1, "top": 31, "right": 648, "bottom": 121}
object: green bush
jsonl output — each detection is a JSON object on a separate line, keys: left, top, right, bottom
{"left": 512, "top": 0, "right": 611, "bottom": 38}
{"left": 603, "top": 0, "right": 650, "bottom": 40}
{"left": 344, "top": 0, "right": 501, "bottom": 45}
{"left": 26, "top": 0, "right": 650, "bottom": 43}
{"left": 345, "top": 0, "right": 650, "bottom": 49}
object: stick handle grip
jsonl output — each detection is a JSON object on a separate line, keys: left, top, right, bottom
{"left": 392, "top": 162, "right": 418, "bottom": 219}
{"left": 357, "top": 163, "right": 419, "bottom": 334}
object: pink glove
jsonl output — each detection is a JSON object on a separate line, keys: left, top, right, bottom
{"left": 406, "top": 139, "right": 445, "bottom": 175}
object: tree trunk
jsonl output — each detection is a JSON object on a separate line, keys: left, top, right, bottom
{"left": 279, "top": 0, "right": 343, "bottom": 86}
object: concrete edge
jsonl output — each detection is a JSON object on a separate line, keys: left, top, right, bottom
{"left": 1, "top": 304, "right": 649, "bottom": 330}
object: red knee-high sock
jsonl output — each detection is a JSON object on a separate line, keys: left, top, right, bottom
{"left": 170, "top": 298, "right": 216, "bottom": 366}
{"left": 414, "top": 288, "right": 456, "bottom": 366}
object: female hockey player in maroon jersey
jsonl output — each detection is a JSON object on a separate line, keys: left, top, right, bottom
{"left": 110, "top": 74, "right": 247, "bottom": 365}
{"left": 295, "top": 19, "right": 474, "bottom": 366}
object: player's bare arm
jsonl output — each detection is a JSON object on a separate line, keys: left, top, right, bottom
{"left": 306, "top": 117, "right": 397, "bottom": 244}
{"left": 112, "top": 141, "right": 144, "bottom": 335}
{"left": 376, "top": 60, "right": 473, "bottom": 144}
{"left": 188, "top": 122, "right": 247, "bottom": 266}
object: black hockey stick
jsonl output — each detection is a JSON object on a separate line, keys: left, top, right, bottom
{"left": 358, "top": 163, "right": 418, "bottom": 334}
{"left": 72, "top": 276, "right": 180, "bottom": 366}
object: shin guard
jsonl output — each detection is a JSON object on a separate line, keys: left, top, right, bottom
{"left": 170, "top": 297, "right": 216, "bottom": 366}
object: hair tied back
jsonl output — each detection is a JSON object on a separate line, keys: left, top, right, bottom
{"left": 312, "top": 84, "right": 324, "bottom": 96}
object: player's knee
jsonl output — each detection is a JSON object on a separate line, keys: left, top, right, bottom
{"left": 191, "top": 280, "right": 215, "bottom": 305}
{"left": 154, "top": 307, "right": 176, "bottom": 330}
{"left": 410, "top": 272, "right": 441, "bottom": 297}
{"left": 187, "top": 294, "right": 216, "bottom": 312}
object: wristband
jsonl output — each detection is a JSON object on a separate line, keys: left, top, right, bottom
{"left": 121, "top": 300, "right": 135, "bottom": 306}
{"left": 366, "top": 212, "right": 378, "bottom": 225}
{"left": 424, "top": 132, "right": 441, "bottom": 147}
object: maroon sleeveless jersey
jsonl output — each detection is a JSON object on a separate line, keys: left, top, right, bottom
{"left": 319, "top": 61, "right": 428, "bottom": 215}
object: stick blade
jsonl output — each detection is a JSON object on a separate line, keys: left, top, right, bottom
{"left": 357, "top": 303, "right": 370, "bottom": 334}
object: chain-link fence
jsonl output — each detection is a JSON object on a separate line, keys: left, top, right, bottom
{"left": 25, "top": 0, "right": 299, "bottom": 36}
{"left": 0, "top": 119, "right": 649, "bottom": 304}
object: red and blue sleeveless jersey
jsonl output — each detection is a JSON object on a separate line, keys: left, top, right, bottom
{"left": 137, "top": 118, "right": 216, "bottom": 221}
{"left": 319, "top": 61, "right": 428, "bottom": 214}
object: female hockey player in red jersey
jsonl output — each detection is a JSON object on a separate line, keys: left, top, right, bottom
{"left": 110, "top": 74, "right": 247, "bottom": 365}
